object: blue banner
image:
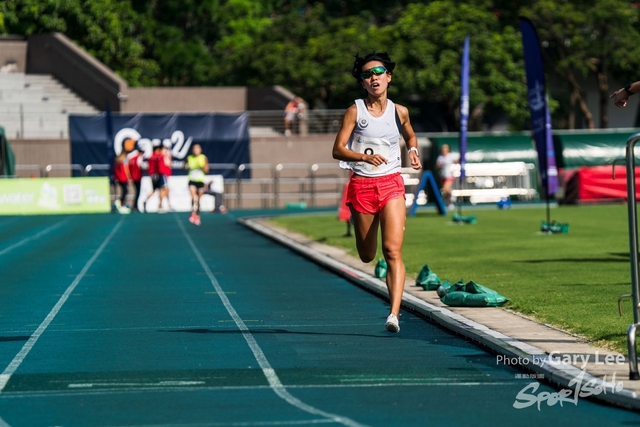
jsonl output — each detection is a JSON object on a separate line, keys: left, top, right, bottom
{"left": 69, "top": 112, "right": 251, "bottom": 179}
{"left": 519, "top": 17, "right": 559, "bottom": 195}
{"left": 544, "top": 103, "right": 558, "bottom": 193}
{"left": 459, "top": 35, "right": 470, "bottom": 181}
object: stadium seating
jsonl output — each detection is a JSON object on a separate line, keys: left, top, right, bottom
{"left": 0, "top": 72, "right": 97, "bottom": 139}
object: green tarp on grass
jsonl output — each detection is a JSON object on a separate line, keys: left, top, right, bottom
{"left": 438, "top": 280, "right": 510, "bottom": 307}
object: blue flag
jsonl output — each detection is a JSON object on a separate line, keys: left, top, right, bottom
{"left": 459, "top": 35, "right": 470, "bottom": 181}
{"left": 519, "top": 17, "right": 559, "bottom": 195}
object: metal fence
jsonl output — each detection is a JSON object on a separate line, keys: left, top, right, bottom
{"left": 248, "top": 110, "right": 345, "bottom": 137}
{"left": 231, "top": 162, "right": 350, "bottom": 208}
{"left": 12, "top": 162, "right": 350, "bottom": 209}
{"left": 451, "top": 162, "right": 538, "bottom": 204}
{"left": 2, "top": 161, "right": 539, "bottom": 208}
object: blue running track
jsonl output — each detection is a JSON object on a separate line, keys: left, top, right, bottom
{"left": 0, "top": 213, "right": 636, "bottom": 426}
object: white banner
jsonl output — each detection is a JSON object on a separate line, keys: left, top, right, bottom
{"left": 139, "top": 175, "right": 224, "bottom": 212}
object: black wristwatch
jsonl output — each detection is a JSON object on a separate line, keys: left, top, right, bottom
{"left": 625, "top": 82, "right": 635, "bottom": 96}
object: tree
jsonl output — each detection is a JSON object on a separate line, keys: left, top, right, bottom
{"left": 386, "top": 1, "right": 529, "bottom": 131}
{"left": 520, "top": 0, "right": 640, "bottom": 129}
{"left": 131, "top": 0, "right": 286, "bottom": 86}
{"left": 211, "top": 4, "right": 379, "bottom": 109}
{"left": 0, "top": 0, "right": 159, "bottom": 86}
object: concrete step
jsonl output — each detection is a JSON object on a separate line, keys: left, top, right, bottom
{"left": 0, "top": 83, "right": 27, "bottom": 91}
{"left": 0, "top": 74, "right": 26, "bottom": 82}
{"left": 0, "top": 92, "right": 47, "bottom": 102}
{"left": 0, "top": 85, "right": 44, "bottom": 92}
{"left": 24, "top": 74, "right": 56, "bottom": 81}
{"left": 0, "top": 73, "right": 96, "bottom": 137}
{"left": 0, "top": 102, "right": 64, "bottom": 113}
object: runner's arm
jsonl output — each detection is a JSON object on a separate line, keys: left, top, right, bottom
{"left": 396, "top": 104, "right": 422, "bottom": 170}
{"left": 331, "top": 105, "right": 387, "bottom": 166}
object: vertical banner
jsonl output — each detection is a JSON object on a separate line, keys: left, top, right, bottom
{"left": 459, "top": 35, "right": 470, "bottom": 182}
{"left": 519, "top": 17, "right": 559, "bottom": 196}
{"left": 545, "top": 104, "right": 559, "bottom": 193}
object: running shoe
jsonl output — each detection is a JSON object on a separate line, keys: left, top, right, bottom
{"left": 189, "top": 212, "right": 196, "bottom": 224}
{"left": 194, "top": 214, "right": 201, "bottom": 226}
{"left": 385, "top": 314, "right": 400, "bottom": 333}
{"left": 158, "top": 208, "right": 167, "bottom": 214}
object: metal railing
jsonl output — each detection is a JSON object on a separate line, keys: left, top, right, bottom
{"left": 451, "top": 162, "right": 538, "bottom": 204}
{"left": 15, "top": 164, "right": 44, "bottom": 177}
{"left": 236, "top": 163, "right": 275, "bottom": 208}
{"left": 248, "top": 109, "right": 345, "bottom": 136}
{"left": 274, "top": 163, "right": 313, "bottom": 207}
{"left": 85, "top": 164, "right": 111, "bottom": 175}
{"left": 6, "top": 161, "right": 542, "bottom": 206}
{"left": 8, "top": 161, "right": 542, "bottom": 207}
{"left": 44, "top": 163, "right": 85, "bottom": 177}
{"left": 3, "top": 162, "right": 349, "bottom": 208}
{"left": 613, "top": 132, "right": 640, "bottom": 380}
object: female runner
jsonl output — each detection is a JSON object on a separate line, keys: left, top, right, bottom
{"left": 332, "top": 51, "right": 422, "bottom": 333}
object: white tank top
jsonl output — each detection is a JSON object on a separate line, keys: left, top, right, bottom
{"left": 340, "top": 99, "right": 402, "bottom": 177}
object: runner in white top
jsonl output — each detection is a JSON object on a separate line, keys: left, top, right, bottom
{"left": 436, "top": 143, "right": 459, "bottom": 207}
{"left": 332, "top": 51, "right": 422, "bottom": 333}
{"left": 340, "top": 98, "right": 402, "bottom": 177}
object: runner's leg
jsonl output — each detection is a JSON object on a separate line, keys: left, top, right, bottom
{"left": 349, "top": 206, "right": 379, "bottom": 263}
{"left": 196, "top": 188, "right": 204, "bottom": 215}
{"left": 189, "top": 185, "right": 197, "bottom": 212}
{"left": 379, "top": 197, "right": 406, "bottom": 317}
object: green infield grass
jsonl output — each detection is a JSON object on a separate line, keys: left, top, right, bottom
{"left": 270, "top": 204, "right": 635, "bottom": 353}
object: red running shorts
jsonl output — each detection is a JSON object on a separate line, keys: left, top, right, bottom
{"left": 346, "top": 172, "right": 406, "bottom": 215}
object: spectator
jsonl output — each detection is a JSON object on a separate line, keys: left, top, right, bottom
{"left": 113, "top": 152, "right": 131, "bottom": 214}
{"left": 128, "top": 148, "right": 144, "bottom": 212}
{"left": 143, "top": 144, "right": 167, "bottom": 213}
{"left": 161, "top": 142, "right": 174, "bottom": 211}
{"left": 284, "top": 96, "right": 305, "bottom": 136}
{"left": 436, "top": 144, "right": 459, "bottom": 209}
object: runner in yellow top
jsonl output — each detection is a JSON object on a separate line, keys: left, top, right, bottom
{"left": 185, "top": 144, "right": 209, "bottom": 226}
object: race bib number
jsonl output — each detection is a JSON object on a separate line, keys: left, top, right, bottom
{"left": 351, "top": 136, "right": 390, "bottom": 172}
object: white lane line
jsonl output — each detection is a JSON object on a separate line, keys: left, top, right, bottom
{"left": 0, "top": 380, "right": 518, "bottom": 400}
{"left": 103, "top": 420, "right": 334, "bottom": 427}
{"left": 0, "top": 416, "right": 10, "bottom": 427}
{"left": 0, "top": 217, "right": 125, "bottom": 393}
{"left": 0, "top": 218, "right": 69, "bottom": 256}
{"left": 0, "top": 322, "right": 381, "bottom": 335}
{"left": 177, "top": 218, "right": 368, "bottom": 427}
